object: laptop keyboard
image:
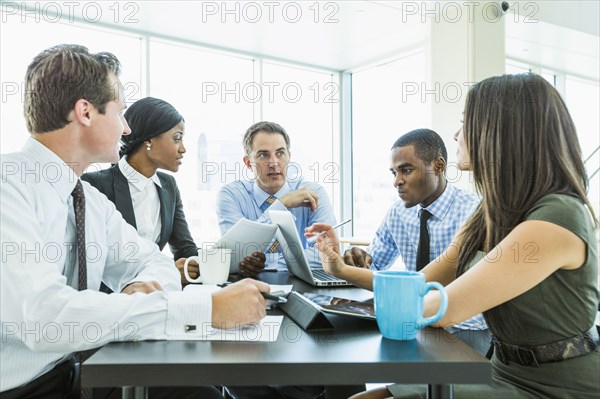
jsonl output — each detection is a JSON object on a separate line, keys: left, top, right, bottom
{"left": 312, "top": 269, "right": 344, "bottom": 282}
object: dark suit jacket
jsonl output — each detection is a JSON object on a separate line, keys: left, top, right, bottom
{"left": 82, "top": 164, "right": 198, "bottom": 260}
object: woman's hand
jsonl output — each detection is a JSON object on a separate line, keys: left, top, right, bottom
{"left": 306, "top": 223, "right": 376, "bottom": 291}
{"left": 305, "top": 223, "right": 346, "bottom": 276}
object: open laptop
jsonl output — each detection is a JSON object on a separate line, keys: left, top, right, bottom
{"left": 268, "top": 210, "right": 351, "bottom": 287}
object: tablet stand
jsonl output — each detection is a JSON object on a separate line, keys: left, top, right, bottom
{"left": 279, "top": 291, "right": 334, "bottom": 331}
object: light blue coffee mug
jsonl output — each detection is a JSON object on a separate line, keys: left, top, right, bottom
{"left": 373, "top": 271, "right": 448, "bottom": 340}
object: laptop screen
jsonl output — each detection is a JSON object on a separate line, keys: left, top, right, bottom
{"left": 267, "top": 210, "right": 317, "bottom": 283}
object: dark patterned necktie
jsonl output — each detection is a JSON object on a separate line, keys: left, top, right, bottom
{"left": 416, "top": 209, "right": 432, "bottom": 271}
{"left": 71, "top": 180, "right": 87, "bottom": 290}
{"left": 265, "top": 196, "right": 280, "bottom": 253}
{"left": 72, "top": 180, "right": 92, "bottom": 399}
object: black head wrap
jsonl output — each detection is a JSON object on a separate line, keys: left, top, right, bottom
{"left": 120, "top": 97, "right": 184, "bottom": 157}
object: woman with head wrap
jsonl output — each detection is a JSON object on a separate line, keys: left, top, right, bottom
{"left": 83, "top": 97, "right": 199, "bottom": 287}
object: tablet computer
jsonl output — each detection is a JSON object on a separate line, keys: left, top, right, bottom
{"left": 302, "top": 292, "right": 375, "bottom": 320}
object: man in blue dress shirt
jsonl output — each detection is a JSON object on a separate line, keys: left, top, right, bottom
{"left": 344, "top": 128, "right": 490, "bottom": 355}
{"left": 217, "top": 121, "right": 336, "bottom": 278}
{"left": 216, "top": 122, "right": 360, "bottom": 399}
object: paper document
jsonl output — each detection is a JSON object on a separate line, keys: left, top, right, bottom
{"left": 167, "top": 315, "right": 283, "bottom": 342}
{"left": 216, "top": 218, "right": 278, "bottom": 273}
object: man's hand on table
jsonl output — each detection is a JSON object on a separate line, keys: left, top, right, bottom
{"left": 239, "top": 251, "right": 267, "bottom": 278}
{"left": 211, "top": 279, "right": 270, "bottom": 328}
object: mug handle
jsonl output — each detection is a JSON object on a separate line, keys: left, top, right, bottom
{"left": 417, "top": 282, "right": 448, "bottom": 328}
{"left": 183, "top": 256, "right": 202, "bottom": 283}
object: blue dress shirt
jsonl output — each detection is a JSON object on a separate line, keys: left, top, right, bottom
{"left": 368, "top": 184, "right": 479, "bottom": 270}
{"left": 216, "top": 178, "right": 336, "bottom": 269}
{"left": 367, "top": 184, "right": 487, "bottom": 331}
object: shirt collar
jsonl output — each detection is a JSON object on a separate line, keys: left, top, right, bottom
{"left": 23, "top": 137, "right": 79, "bottom": 203}
{"left": 252, "top": 180, "right": 291, "bottom": 206}
{"left": 417, "top": 184, "right": 457, "bottom": 221}
{"left": 118, "top": 157, "right": 162, "bottom": 191}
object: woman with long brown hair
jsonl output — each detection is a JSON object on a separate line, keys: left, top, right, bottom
{"left": 307, "top": 73, "right": 599, "bottom": 398}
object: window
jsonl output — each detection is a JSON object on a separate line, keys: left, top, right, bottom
{"left": 565, "top": 76, "right": 600, "bottom": 209}
{"left": 148, "top": 42, "right": 341, "bottom": 242}
{"left": 148, "top": 40, "right": 257, "bottom": 243}
{"left": 1, "top": 10, "right": 341, "bottom": 245}
{"left": 352, "top": 52, "right": 430, "bottom": 245}
{"left": 261, "top": 61, "right": 340, "bottom": 218}
{"left": 0, "top": 13, "right": 143, "bottom": 153}
{"left": 507, "top": 59, "right": 600, "bottom": 210}
{"left": 505, "top": 60, "right": 531, "bottom": 74}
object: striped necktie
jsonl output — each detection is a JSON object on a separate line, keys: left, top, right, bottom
{"left": 265, "top": 196, "right": 280, "bottom": 253}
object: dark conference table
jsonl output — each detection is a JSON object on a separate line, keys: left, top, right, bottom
{"left": 82, "top": 272, "right": 491, "bottom": 399}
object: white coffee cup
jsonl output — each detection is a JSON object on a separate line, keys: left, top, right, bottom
{"left": 183, "top": 246, "right": 232, "bottom": 285}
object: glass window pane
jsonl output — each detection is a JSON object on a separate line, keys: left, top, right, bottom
{"left": 261, "top": 61, "right": 340, "bottom": 219}
{"left": 0, "top": 14, "right": 143, "bottom": 154}
{"left": 352, "top": 52, "right": 430, "bottom": 245}
{"left": 505, "top": 61, "right": 530, "bottom": 74}
{"left": 542, "top": 74, "right": 555, "bottom": 85}
{"left": 149, "top": 40, "right": 256, "bottom": 243}
{"left": 565, "top": 77, "right": 600, "bottom": 209}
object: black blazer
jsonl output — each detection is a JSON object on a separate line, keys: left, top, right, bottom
{"left": 82, "top": 164, "right": 198, "bottom": 260}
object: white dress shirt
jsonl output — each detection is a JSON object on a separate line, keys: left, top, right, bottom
{"left": 118, "top": 157, "right": 162, "bottom": 243}
{"left": 0, "top": 138, "right": 212, "bottom": 392}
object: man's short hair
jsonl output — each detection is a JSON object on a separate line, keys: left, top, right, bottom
{"left": 24, "top": 44, "right": 121, "bottom": 134}
{"left": 392, "top": 128, "right": 448, "bottom": 164}
{"left": 243, "top": 121, "right": 291, "bottom": 156}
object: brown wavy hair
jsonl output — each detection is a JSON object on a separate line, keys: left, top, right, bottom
{"left": 457, "top": 73, "right": 597, "bottom": 278}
